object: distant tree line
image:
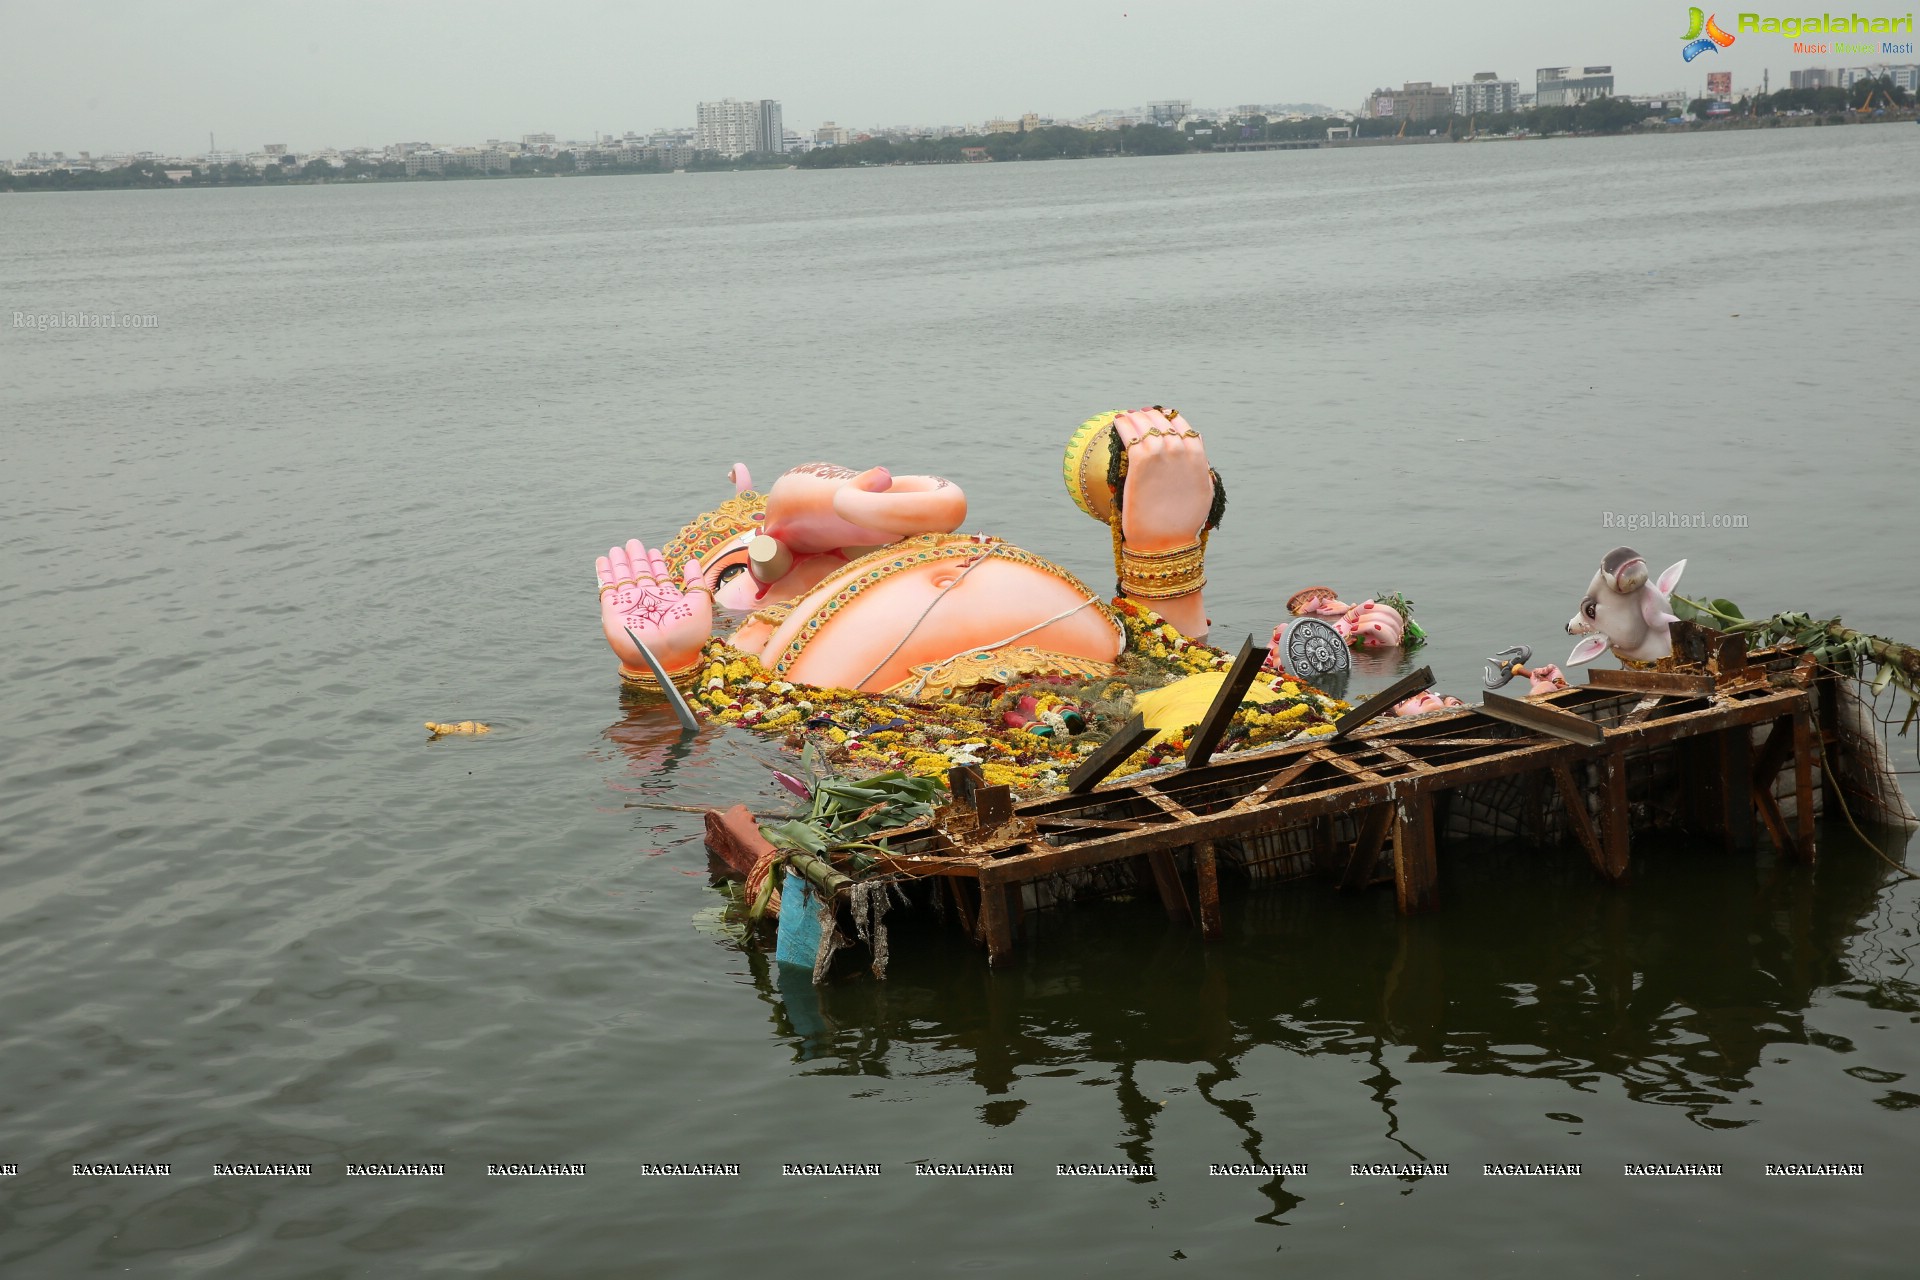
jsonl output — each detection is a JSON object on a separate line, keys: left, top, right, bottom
{"left": 792, "top": 79, "right": 1916, "bottom": 172}
{"left": 8, "top": 80, "right": 1912, "bottom": 192}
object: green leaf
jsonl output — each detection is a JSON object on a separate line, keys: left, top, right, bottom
{"left": 764, "top": 820, "right": 829, "bottom": 854}
{"left": 1712, "top": 599, "right": 1745, "bottom": 621}
{"left": 1672, "top": 596, "right": 1704, "bottom": 623}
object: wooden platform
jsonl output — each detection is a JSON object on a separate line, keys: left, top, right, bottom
{"left": 708, "top": 637, "right": 1829, "bottom": 969}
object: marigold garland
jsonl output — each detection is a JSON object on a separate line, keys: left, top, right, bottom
{"left": 675, "top": 600, "right": 1347, "bottom": 795}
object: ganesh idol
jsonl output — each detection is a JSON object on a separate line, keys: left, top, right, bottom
{"left": 593, "top": 408, "right": 1224, "bottom": 697}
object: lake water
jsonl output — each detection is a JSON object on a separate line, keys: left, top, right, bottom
{"left": 3, "top": 125, "right": 1918, "bottom": 1276}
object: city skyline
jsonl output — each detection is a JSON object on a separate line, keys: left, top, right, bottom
{"left": 0, "top": 0, "right": 1847, "bottom": 157}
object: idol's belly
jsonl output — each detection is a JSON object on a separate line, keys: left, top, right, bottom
{"left": 750, "top": 549, "right": 1121, "bottom": 693}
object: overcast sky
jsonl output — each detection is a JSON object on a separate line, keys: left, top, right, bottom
{"left": 1, "top": 0, "right": 1844, "bottom": 155}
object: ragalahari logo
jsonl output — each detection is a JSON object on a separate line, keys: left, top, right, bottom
{"left": 1682, "top": 8, "right": 1738, "bottom": 58}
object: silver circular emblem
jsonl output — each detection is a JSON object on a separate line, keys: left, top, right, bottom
{"left": 1283, "top": 618, "right": 1350, "bottom": 680}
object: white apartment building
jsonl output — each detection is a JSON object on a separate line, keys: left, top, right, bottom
{"left": 696, "top": 99, "right": 785, "bottom": 157}
{"left": 1453, "top": 72, "right": 1520, "bottom": 115}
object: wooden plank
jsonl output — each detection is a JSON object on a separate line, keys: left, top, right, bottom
{"left": 1391, "top": 789, "right": 1439, "bottom": 913}
{"left": 1583, "top": 667, "right": 1717, "bottom": 696}
{"left": 1792, "top": 706, "right": 1817, "bottom": 863}
{"left": 1194, "top": 840, "right": 1223, "bottom": 942}
{"left": 1390, "top": 737, "right": 1519, "bottom": 748}
{"left": 979, "top": 881, "right": 1014, "bottom": 964}
{"left": 1142, "top": 787, "right": 1198, "bottom": 821}
{"left": 1333, "top": 667, "right": 1435, "bottom": 739}
{"left": 1711, "top": 632, "right": 1749, "bottom": 675}
{"left": 1225, "top": 751, "right": 1325, "bottom": 814}
{"left": 1600, "top": 689, "right": 1808, "bottom": 752}
{"left": 1668, "top": 619, "right": 1711, "bottom": 667}
{"left": 951, "top": 693, "right": 1790, "bottom": 881}
{"left": 1598, "top": 753, "right": 1631, "bottom": 881}
{"left": 1343, "top": 804, "right": 1393, "bottom": 892}
{"left": 1617, "top": 696, "right": 1666, "bottom": 728}
{"left": 1035, "top": 817, "right": 1149, "bottom": 833}
{"left": 1321, "top": 754, "right": 1388, "bottom": 784}
{"left": 1144, "top": 850, "right": 1193, "bottom": 925}
{"left": 1066, "top": 713, "right": 1157, "bottom": 793}
{"left": 975, "top": 784, "right": 1014, "bottom": 829}
{"left": 948, "top": 764, "right": 983, "bottom": 807}
{"left": 993, "top": 696, "right": 1799, "bottom": 856}
{"left": 1185, "top": 634, "right": 1268, "bottom": 768}
{"left": 1550, "top": 762, "right": 1608, "bottom": 878}
{"left": 976, "top": 741, "right": 1589, "bottom": 883}
{"left": 1478, "top": 691, "right": 1607, "bottom": 746}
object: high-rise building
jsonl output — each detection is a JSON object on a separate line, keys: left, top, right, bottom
{"left": 695, "top": 99, "right": 785, "bottom": 157}
{"left": 1364, "top": 81, "right": 1453, "bottom": 120}
{"left": 755, "top": 100, "right": 784, "bottom": 154}
{"left": 1535, "top": 66, "right": 1615, "bottom": 106}
{"left": 1788, "top": 67, "right": 1833, "bottom": 90}
{"left": 1452, "top": 72, "right": 1520, "bottom": 115}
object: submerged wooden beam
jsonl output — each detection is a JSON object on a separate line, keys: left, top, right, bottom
{"left": 1551, "top": 762, "right": 1608, "bottom": 879}
{"left": 1478, "top": 691, "right": 1607, "bottom": 747}
{"left": 1333, "top": 667, "right": 1435, "bottom": 739}
{"left": 1145, "top": 849, "right": 1193, "bottom": 926}
{"left": 978, "top": 881, "right": 1014, "bottom": 965}
{"left": 1792, "top": 705, "right": 1818, "bottom": 863}
{"left": 1185, "top": 634, "right": 1267, "bottom": 768}
{"left": 1194, "top": 840, "right": 1223, "bottom": 941}
{"left": 1343, "top": 804, "right": 1393, "bottom": 892}
{"left": 1718, "top": 725, "right": 1756, "bottom": 854}
{"left": 1391, "top": 789, "right": 1439, "bottom": 913}
{"left": 1066, "top": 713, "right": 1156, "bottom": 793}
{"left": 1596, "top": 754, "right": 1631, "bottom": 882}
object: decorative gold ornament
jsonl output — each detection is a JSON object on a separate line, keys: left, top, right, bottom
{"left": 661, "top": 490, "right": 768, "bottom": 578}
{"left": 1062, "top": 410, "right": 1122, "bottom": 523}
{"left": 620, "top": 662, "right": 700, "bottom": 693}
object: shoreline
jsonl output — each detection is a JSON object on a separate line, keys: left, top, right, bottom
{"left": 4, "top": 111, "right": 1911, "bottom": 193}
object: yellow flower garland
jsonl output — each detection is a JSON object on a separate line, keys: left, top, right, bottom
{"left": 678, "top": 600, "right": 1347, "bottom": 795}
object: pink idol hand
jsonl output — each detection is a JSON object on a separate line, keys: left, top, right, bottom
{"left": 595, "top": 538, "right": 714, "bottom": 676}
{"left": 1110, "top": 407, "right": 1214, "bottom": 552}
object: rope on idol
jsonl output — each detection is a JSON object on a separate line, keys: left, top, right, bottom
{"left": 903, "top": 596, "right": 1101, "bottom": 702}
{"left": 849, "top": 544, "right": 1003, "bottom": 693}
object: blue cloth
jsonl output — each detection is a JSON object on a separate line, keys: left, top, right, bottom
{"left": 775, "top": 878, "right": 822, "bottom": 971}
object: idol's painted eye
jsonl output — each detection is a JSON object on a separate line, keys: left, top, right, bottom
{"left": 715, "top": 563, "right": 749, "bottom": 589}
{"left": 1583, "top": 598, "right": 1598, "bottom": 621}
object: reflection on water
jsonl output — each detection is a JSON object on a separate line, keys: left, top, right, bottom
{"left": 736, "top": 821, "right": 1915, "bottom": 1220}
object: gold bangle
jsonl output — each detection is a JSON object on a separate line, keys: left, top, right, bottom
{"left": 1117, "top": 538, "right": 1207, "bottom": 600}
{"left": 599, "top": 582, "right": 619, "bottom": 596}
{"left": 621, "top": 662, "right": 700, "bottom": 692}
